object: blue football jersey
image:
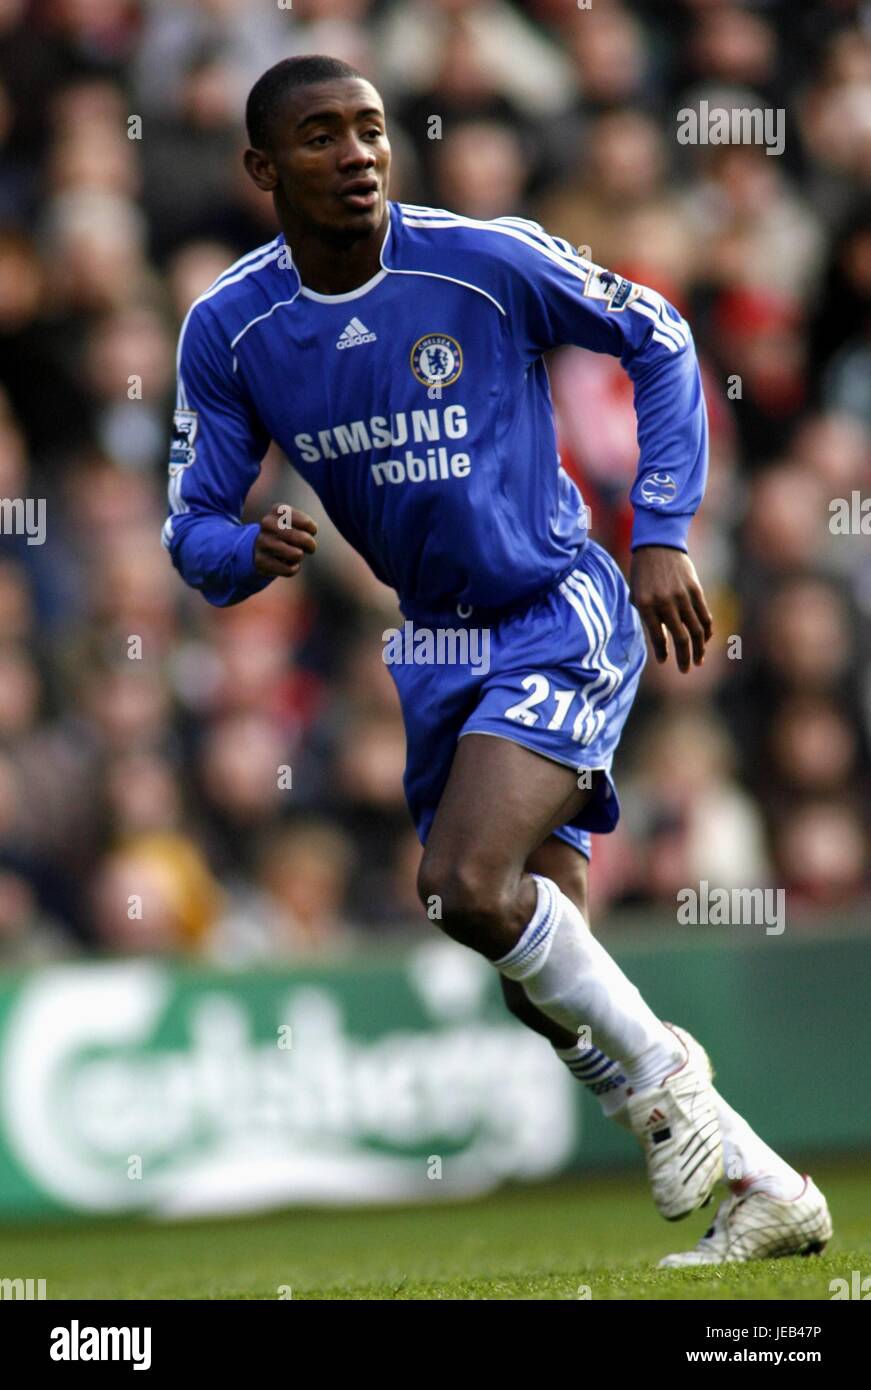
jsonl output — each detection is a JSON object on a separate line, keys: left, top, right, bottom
{"left": 162, "top": 201, "right": 708, "bottom": 611}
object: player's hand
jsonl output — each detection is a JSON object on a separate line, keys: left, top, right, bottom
{"left": 629, "top": 546, "right": 712, "bottom": 673}
{"left": 253, "top": 503, "right": 318, "bottom": 578}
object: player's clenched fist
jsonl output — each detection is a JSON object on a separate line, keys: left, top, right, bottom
{"left": 253, "top": 503, "right": 318, "bottom": 578}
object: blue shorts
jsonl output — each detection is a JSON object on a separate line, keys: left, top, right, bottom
{"left": 388, "top": 539, "right": 647, "bottom": 861}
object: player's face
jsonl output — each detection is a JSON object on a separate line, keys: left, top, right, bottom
{"left": 260, "top": 78, "right": 390, "bottom": 240}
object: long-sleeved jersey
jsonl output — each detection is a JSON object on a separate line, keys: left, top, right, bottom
{"left": 162, "top": 201, "right": 708, "bottom": 612}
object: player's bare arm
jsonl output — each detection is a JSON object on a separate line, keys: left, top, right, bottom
{"left": 630, "top": 544, "right": 713, "bottom": 673}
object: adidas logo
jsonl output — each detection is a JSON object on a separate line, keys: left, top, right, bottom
{"left": 336, "top": 317, "right": 377, "bottom": 350}
{"left": 645, "top": 1107, "right": 673, "bottom": 1141}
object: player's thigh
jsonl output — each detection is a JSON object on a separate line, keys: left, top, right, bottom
{"left": 421, "top": 732, "right": 593, "bottom": 889}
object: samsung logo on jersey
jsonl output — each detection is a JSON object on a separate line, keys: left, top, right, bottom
{"left": 295, "top": 406, "right": 468, "bottom": 463}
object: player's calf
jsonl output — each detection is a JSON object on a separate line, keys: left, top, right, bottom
{"left": 500, "top": 975, "right": 577, "bottom": 1047}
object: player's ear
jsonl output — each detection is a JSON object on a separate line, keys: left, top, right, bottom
{"left": 243, "top": 147, "right": 278, "bottom": 192}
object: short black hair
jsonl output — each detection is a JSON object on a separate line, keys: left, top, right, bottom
{"left": 246, "top": 55, "right": 366, "bottom": 150}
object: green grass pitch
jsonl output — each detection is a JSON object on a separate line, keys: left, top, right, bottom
{"left": 2, "top": 1158, "right": 869, "bottom": 1300}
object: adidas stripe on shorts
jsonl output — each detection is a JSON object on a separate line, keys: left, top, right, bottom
{"left": 389, "top": 538, "right": 648, "bottom": 860}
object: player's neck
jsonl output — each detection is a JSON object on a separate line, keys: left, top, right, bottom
{"left": 283, "top": 211, "right": 389, "bottom": 296}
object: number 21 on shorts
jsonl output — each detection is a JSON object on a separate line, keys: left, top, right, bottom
{"left": 504, "top": 673, "right": 601, "bottom": 744}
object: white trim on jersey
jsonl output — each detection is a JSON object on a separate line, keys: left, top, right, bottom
{"left": 400, "top": 207, "right": 590, "bottom": 288}
{"left": 228, "top": 222, "right": 391, "bottom": 344}
{"left": 175, "top": 240, "right": 287, "bottom": 382}
{"left": 210, "top": 236, "right": 284, "bottom": 292}
{"left": 398, "top": 204, "right": 582, "bottom": 272}
{"left": 642, "top": 287, "right": 690, "bottom": 337}
{"left": 299, "top": 268, "right": 388, "bottom": 303}
{"left": 378, "top": 211, "right": 507, "bottom": 315}
{"left": 399, "top": 202, "right": 454, "bottom": 215}
{"left": 381, "top": 265, "right": 506, "bottom": 316}
{"left": 633, "top": 289, "right": 690, "bottom": 350}
{"left": 229, "top": 294, "right": 302, "bottom": 350}
{"left": 183, "top": 240, "right": 284, "bottom": 328}
{"left": 492, "top": 215, "right": 584, "bottom": 269}
{"left": 400, "top": 205, "right": 692, "bottom": 353}
{"left": 167, "top": 466, "right": 188, "bottom": 521}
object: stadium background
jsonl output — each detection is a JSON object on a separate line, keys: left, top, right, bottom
{"left": 0, "top": 0, "right": 869, "bottom": 1251}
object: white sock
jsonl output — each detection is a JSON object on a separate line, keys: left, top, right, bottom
{"left": 716, "top": 1093, "right": 805, "bottom": 1200}
{"left": 494, "top": 874, "right": 680, "bottom": 1091}
{"left": 553, "top": 1040, "right": 629, "bottom": 1121}
{"left": 556, "top": 1044, "right": 805, "bottom": 1197}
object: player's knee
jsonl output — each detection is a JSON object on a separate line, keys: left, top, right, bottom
{"left": 417, "top": 853, "right": 517, "bottom": 951}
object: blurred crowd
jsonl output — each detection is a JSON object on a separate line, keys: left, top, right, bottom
{"left": 0, "top": 0, "right": 869, "bottom": 963}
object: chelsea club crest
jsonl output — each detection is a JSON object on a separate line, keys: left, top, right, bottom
{"left": 410, "top": 334, "right": 463, "bottom": 388}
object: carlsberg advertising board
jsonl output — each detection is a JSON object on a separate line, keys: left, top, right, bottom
{"left": 0, "top": 944, "right": 578, "bottom": 1219}
{"left": 0, "top": 928, "right": 868, "bottom": 1220}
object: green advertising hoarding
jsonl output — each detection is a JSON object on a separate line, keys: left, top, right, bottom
{"left": 0, "top": 927, "right": 868, "bottom": 1220}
